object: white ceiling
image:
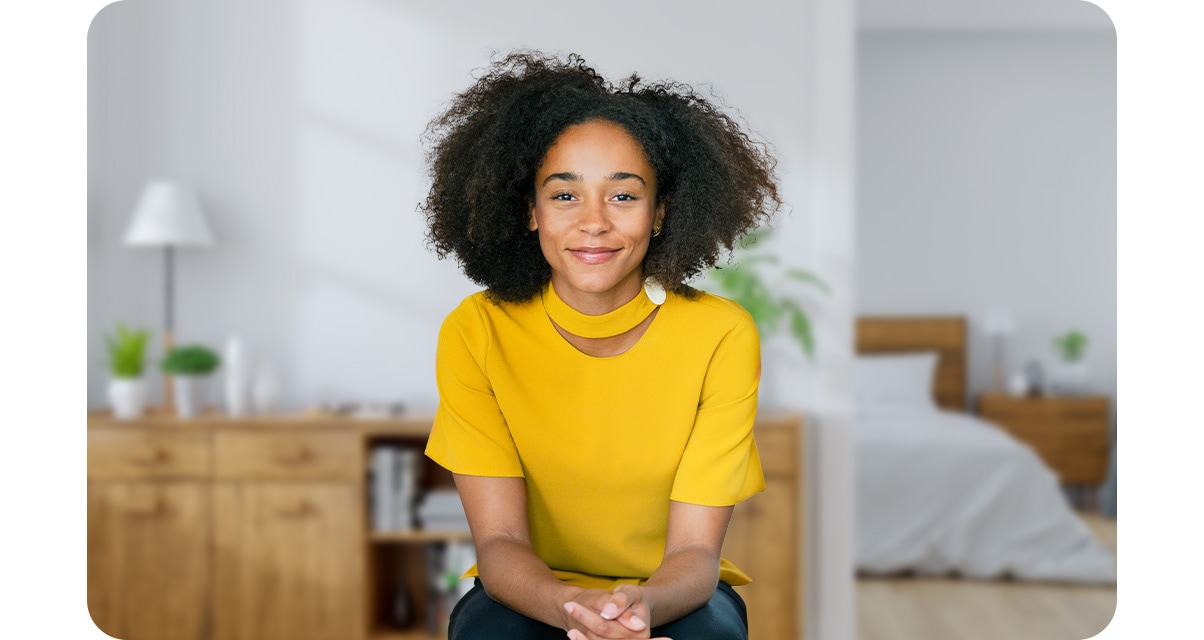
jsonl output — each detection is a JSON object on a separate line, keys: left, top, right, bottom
{"left": 858, "top": 0, "right": 1114, "bottom": 31}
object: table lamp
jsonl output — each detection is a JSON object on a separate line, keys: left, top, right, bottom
{"left": 982, "top": 309, "right": 1015, "bottom": 394}
{"left": 123, "top": 180, "right": 216, "bottom": 412}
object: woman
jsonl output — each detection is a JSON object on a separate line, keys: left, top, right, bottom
{"left": 421, "top": 51, "right": 782, "bottom": 640}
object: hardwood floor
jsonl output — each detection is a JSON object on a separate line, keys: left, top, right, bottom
{"left": 856, "top": 512, "right": 1117, "bottom": 640}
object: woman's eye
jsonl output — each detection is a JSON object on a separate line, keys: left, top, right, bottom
{"left": 552, "top": 193, "right": 574, "bottom": 201}
{"left": 613, "top": 193, "right": 637, "bottom": 202}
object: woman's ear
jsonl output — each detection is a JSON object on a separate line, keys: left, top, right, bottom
{"left": 527, "top": 198, "right": 538, "bottom": 231}
{"left": 654, "top": 198, "right": 668, "bottom": 230}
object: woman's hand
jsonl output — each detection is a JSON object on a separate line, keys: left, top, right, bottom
{"left": 562, "top": 586, "right": 671, "bottom": 640}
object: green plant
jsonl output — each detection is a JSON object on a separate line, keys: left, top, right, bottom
{"left": 1053, "top": 330, "right": 1088, "bottom": 363}
{"left": 701, "top": 227, "right": 831, "bottom": 361}
{"left": 159, "top": 344, "right": 222, "bottom": 375}
{"left": 102, "top": 323, "right": 151, "bottom": 378}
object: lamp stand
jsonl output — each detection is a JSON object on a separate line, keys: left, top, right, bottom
{"left": 162, "top": 245, "right": 176, "bottom": 415}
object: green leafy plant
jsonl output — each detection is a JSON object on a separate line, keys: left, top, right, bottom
{"left": 159, "top": 344, "right": 222, "bottom": 375}
{"left": 103, "top": 323, "right": 151, "bottom": 378}
{"left": 1053, "top": 330, "right": 1088, "bottom": 363}
{"left": 702, "top": 227, "right": 831, "bottom": 361}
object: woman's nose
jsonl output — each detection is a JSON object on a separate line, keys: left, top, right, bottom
{"left": 579, "top": 199, "right": 610, "bottom": 234}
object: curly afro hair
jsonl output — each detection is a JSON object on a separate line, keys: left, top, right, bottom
{"left": 420, "top": 50, "right": 782, "bottom": 303}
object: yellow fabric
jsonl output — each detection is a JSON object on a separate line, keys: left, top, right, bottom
{"left": 424, "top": 285, "right": 765, "bottom": 590}
{"left": 540, "top": 280, "right": 659, "bottom": 338}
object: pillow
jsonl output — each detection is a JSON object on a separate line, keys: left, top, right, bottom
{"left": 854, "top": 351, "right": 940, "bottom": 412}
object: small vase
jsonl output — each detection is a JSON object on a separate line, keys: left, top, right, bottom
{"left": 108, "top": 377, "right": 148, "bottom": 419}
{"left": 172, "top": 374, "right": 208, "bottom": 418}
{"left": 1007, "top": 372, "right": 1030, "bottom": 397}
{"left": 252, "top": 360, "right": 280, "bottom": 414}
{"left": 1051, "top": 360, "right": 1091, "bottom": 396}
{"left": 224, "top": 336, "right": 249, "bottom": 417}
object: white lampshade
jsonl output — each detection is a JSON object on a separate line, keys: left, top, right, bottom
{"left": 123, "top": 180, "right": 215, "bottom": 247}
{"left": 982, "top": 309, "right": 1015, "bottom": 336}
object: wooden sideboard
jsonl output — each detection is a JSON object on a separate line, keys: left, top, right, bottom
{"left": 87, "top": 410, "right": 804, "bottom": 640}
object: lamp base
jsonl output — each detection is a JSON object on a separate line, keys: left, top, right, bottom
{"left": 162, "top": 330, "right": 176, "bottom": 414}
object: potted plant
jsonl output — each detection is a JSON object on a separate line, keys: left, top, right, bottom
{"left": 1051, "top": 329, "right": 1090, "bottom": 396}
{"left": 160, "top": 344, "right": 222, "bottom": 418}
{"left": 700, "top": 227, "right": 831, "bottom": 361}
{"left": 103, "top": 323, "right": 152, "bottom": 419}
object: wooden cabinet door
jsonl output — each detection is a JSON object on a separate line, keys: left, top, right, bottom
{"left": 726, "top": 476, "right": 800, "bottom": 640}
{"left": 88, "top": 482, "right": 210, "bottom": 640}
{"left": 724, "top": 423, "right": 801, "bottom": 640}
{"left": 213, "top": 483, "right": 362, "bottom": 640}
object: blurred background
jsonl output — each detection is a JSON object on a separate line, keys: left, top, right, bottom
{"left": 86, "top": 0, "right": 1115, "bottom": 639}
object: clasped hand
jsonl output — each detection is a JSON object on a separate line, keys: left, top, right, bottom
{"left": 562, "top": 585, "right": 672, "bottom": 640}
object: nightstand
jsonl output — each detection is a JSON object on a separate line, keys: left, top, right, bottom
{"left": 976, "top": 393, "right": 1111, "bottom": 509}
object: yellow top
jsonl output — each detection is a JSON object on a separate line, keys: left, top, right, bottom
{"left": 424, "top": 283, "right": 765, "bottom": 590}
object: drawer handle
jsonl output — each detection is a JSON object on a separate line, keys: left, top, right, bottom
{"left": 128, "top": 447, "right": 172, "bottom": 466}
{"left": 274, "top": 447, "right": 315, "bottom": 465}
{"left": 277, "top": 500, "right": 317, "bottom": 518}
{"left": 126, "top": 499, "right": 169, "bottom": 518}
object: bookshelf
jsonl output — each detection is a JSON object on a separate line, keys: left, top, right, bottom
{"left": 363, "top": 425, "right": 469, "bottom": 639}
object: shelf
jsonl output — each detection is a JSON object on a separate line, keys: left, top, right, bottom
{"left": 370, "top": 529, "right": 473, "bottom": 544}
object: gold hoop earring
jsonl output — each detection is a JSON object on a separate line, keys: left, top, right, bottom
{"left": 651, "top": 226, "right": 662, "bottom": 238}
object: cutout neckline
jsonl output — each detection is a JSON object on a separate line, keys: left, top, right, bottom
{"left": 540, "top": 281, "right": 659, "bottom": 340}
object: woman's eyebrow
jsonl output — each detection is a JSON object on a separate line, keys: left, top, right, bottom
{"left": 542, "top": 172, "right": 580, "bottom": 185}
{"left": 608, "top": 172, "right": 646, "bottom": 185}
{"left": 540, "top": 171, "right": 647, "bottom": 186}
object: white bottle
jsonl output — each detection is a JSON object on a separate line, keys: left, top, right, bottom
{"left": 252, "top": 358, "right": 280, "bottom": 414}
{"left": 224, "top": 336, "right": 249, "bottom": 417}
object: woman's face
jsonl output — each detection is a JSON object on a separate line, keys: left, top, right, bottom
{"left": 529, "top": 119, "right": 665, "bottom": 313}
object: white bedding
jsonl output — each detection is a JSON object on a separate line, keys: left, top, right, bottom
{"left": 855, "top": 406, "right": 1116, "bottom": 583}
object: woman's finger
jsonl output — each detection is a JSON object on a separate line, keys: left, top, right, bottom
{"left": 565, "top": 602, "right": 622, "bottom": 637}
{"left": 606, "top": 585, "right": 648, "bottom": 631}
{"left": 599, "top": 589, "right": 631, "bottom": 621}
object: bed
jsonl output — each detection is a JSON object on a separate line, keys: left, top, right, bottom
{"left": 853, "top": 316, "right": 1115, "bottom": 584}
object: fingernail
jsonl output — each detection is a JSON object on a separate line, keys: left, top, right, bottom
{"left": 630, "top": 615, "right": 647, "bottom": 630}
{"left": 564, "top": 603, "right": 574, "bottom": 614}
{"left": 600, "top": 603, "right": 618, "bottom": 620}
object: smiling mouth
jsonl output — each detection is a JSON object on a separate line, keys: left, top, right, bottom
{"left": 568, "top": 247, "right": 620, "bottom": 265}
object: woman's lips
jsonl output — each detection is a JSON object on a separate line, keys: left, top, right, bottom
{"left": 568, "top": 247, "right": 620, "bottom": 265}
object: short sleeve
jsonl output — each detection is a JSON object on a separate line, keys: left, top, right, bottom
{"left": 670, "top": 310, "right": 766, "bottom": 506}
{"left": 425, "top": 297, "right": 524, "bottom": 477}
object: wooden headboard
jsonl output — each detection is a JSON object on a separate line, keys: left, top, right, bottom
{"left": 855, "top": 316, "right": 968, "bottom": 412}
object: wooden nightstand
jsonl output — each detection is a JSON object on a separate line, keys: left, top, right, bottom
{"left": 976, "top": 393, "right": 1111, "bottom": 508}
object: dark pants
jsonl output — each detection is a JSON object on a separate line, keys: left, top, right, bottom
{"left": 448, "top": 579, "right": 748, "bottom": 640}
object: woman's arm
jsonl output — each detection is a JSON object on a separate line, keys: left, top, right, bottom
{"left": 642, "top": 500, "right": 733, "bottom": 622}
{"left": 456, "top": 473, "right": 673, "bottom": 639}
{"left": 565, "top": 500, "right": 733, "bottom": 633}
{"left": 454, "top": 473, "right": 584, "bottom": 628}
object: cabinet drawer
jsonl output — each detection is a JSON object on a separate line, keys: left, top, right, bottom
{"left": 215, "top": 430, "right": 359, "bottom": 481}
{"left": 995, "top": 417, "right": 1107, "bottom": 439}
{"left": 89, "top": 428, "right": 211, "bottom": 480}
{"left": 755, "top": 424, "right": 799, "bottom": 478}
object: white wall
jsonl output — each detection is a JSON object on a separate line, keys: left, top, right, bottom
{"left": 856, "top": 30, "right": 1116, "bottom": 409}
{"left": 87, "top": 1, "right": 856, "bottom": 638}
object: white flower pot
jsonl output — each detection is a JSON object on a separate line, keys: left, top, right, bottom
{"left": 172, "top": 374, "right": 209, "bottom": 418}
{"left": 108, "top": 377, "right": 148, "bottom": 419}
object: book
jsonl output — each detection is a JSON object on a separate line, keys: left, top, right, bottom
{"left": 370, "top": 446, "right": 396, "bottom": 533}
{"left": 395, "top": 448, "right": 417, "bottom": 531}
